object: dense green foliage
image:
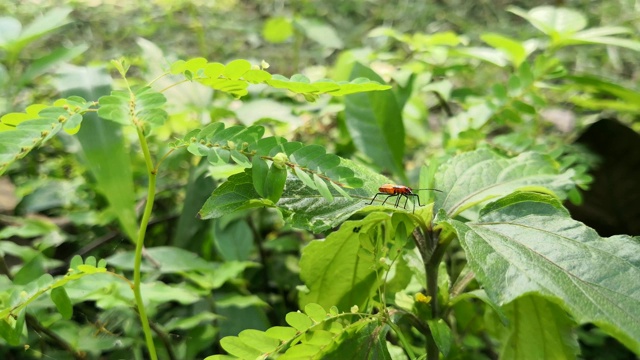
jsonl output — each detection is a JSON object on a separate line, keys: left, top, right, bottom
{"left": 1, "top": 2, "right": 639, "bottom": 360}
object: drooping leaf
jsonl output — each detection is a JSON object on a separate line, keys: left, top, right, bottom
{"left": 441, "top": 192, "right": 640, "bottom": 354}
{"left": 50, "top": 287, "right": 73, "bottom": 320}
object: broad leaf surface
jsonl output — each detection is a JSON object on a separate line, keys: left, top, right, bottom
{"left": 345, "top": 63, "right": 405, "bottom": 179}
{"left": 435, "top": 149, "right": 575, "bottom": 218}
{"left": 499, "top": 295, "right": 579, "bottom": 360}
{"left": 299, "top": 213, "right": 390, "bottom": 310}
{"left": 441, "top": 192, "right": 640, "bottom": 354}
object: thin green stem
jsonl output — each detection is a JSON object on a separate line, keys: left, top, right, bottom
{"left": 133, "top": 126, "right": 158, "bottom": 360}
{"left": 386, "top": 318, "right": 417, "bottom": 360}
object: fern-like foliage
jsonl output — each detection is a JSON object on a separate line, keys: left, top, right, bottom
{"left": 205, "top": 303, "right": 393, "bottom": 360}
{"left": 98, "top": 85, "right": 168, "bottom": 127}
{"left": 0, "top": 255, "right": 110, "bottom": 345}
{"left": 169, "top": 58, "right": 391, "bottom": 100}
{"left": 172, "top": 122, "right": 364, "bottom": 210}
{"left": 0, "top": 96, "right": 92, "bottom": 175}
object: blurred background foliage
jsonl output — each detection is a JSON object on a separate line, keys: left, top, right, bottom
{"left": 1, "top": 0, "right": 639, "bottom": 359}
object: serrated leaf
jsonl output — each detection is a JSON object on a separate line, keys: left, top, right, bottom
{"left": 442, "top": 192, "right": 640, "bottom": 354}
{"left": 199, "top": 170, "right": 269, "bottom": 219}
{"left": 50, "top": 287, "right": 73, "bottom": 320}
{"left": 320, "top": 321, "right": 391, "bottom": 360}
{"left": 435, "top": 149, "right": 575, "bottom": 217}
{"left": 276, "top": 158, "right": 386, "bottom": 232}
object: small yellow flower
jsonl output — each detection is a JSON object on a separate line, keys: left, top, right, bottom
{"left": 415, "top": 293, "right": 431, "bottom": 304}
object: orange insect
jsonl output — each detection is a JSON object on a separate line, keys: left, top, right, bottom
{"left": 366, "top": 184, "right": 441, "bottom": 213}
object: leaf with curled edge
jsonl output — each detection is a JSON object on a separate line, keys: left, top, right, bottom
{"left": 439, "top": 192, "right": 640, "bottom": 354}
{"left": 435, "top": 148, "right": 576, "bottom": 218}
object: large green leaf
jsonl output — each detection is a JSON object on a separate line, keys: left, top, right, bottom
{"left": 345, "top": 63, "right": 405, "bottom": 179}
{"left": 299, "top": 213, "right": 392, "bottom": 310}
{"left": 55, "top": 66, "right": 138, "bottom": 242}
{"left": 441, "top": 192, "right": 640, "bottom": 354}
{"left": 435, "top": 149, "right": 575, "bottom": 218}
{"left": 499, "top": 295, "right": 579, "bottom": 360}
{"left": 0, "top": 7, "right": 73, "bottom": 56}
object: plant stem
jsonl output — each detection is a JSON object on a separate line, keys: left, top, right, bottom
{"left": 133, "top": 126, "right": 158, "bottom": 360}
{"left": 415, "top": 224, "right": 445, "bottom": 360}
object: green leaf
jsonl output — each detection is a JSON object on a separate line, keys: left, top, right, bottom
{"left": 304, "top": 303, "right": 327, "bottom": 323}
{"left": 2, "top": 7, "right": 72, "bottom": 56}
{"left": 313, "top": 174, "right": 333, "bottom": 202}
{"left": 252, "top": 157, "right": 269, "bottom": 197}
{"left": 508, "top": 6, "right": 587, "bottom": 36}
{"left": 295, "top": 17, "right": 343, "bottom": 49}
{"left": 199, "top": 170, "right": 269, "bottom": 219}
{"left": 442, "top": 192, "right": 640, "bottom": 354}
{"left": 321, "top": 321, "right": 391, "bottom": 360}
{"left": 265, "top": 326, "right": 298, "bottom": 340}
{"left": 264, "top": 163, "right": 287, "bottom": 203}
{"left": 238, "top": 329, "right": 279, "bottom": 353}
{"left": 283, "top": 344, "right": 321, "bottom": 358}
{"left": 263, "top": 17, "right": 293, "bottom": 43}
{"left": 220, "top": 336, "right": 263, "bottom": 359}
{"left": 106, "top": 246, "right": 222, "bottom": 273}
{"left": 345, "top": 63, "right": 405, "bottom": 179}
{"left": 213, "top": 219, "right": 254, "bottom": 262}
{"left": 20, "top": 44, "right": 88, "bottom": 84}
{"left": 499, "top": 295, "right": 579, "bottom": 359}
{"left": 56, "top": 66, "right": 138, "bottom": 242}
{"left": 427, "top": 319, "right": 453, "bottom": 357}
{"left": 277, "top": 158, "right": 386, "bottom": 232}
{"left": 293, "top": 167, "right": 317, "bottom": 190}
{"left": 285, "top": 311, "right": 313, "bottom": 332}
{"left": 50, "top": 287, "right": 73, "bottom": 320}
{"left": 481, "top": 33, "right": 526, "bottom": 68}
{"left": 435, "top": 149, "right": 575, "bottom": 217}
{"left": 223, "top": 59, "right": 252, "bottom": 80}
{"left": 299, "top": 215, "right": 388, "bottom": 310}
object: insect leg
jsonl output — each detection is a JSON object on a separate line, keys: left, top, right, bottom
{"left": 381, "top": 194, "right": 396, "bottom": 206}
{"left": 366, "top": 193, "right": 385, "bottom": 205}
